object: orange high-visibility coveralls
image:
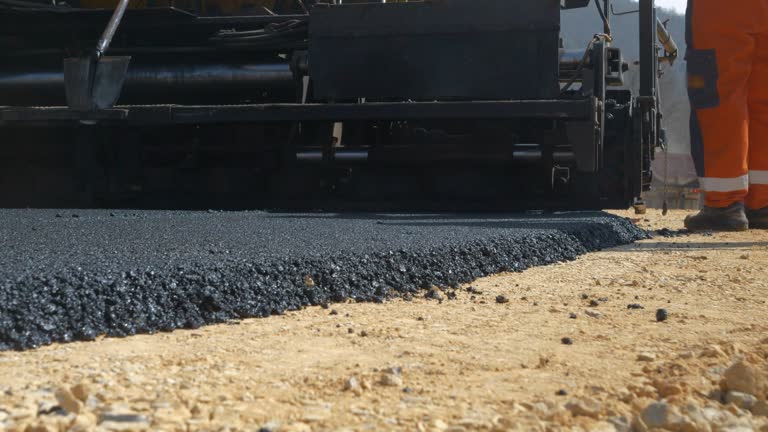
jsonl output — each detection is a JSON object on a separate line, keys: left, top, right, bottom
{"left": 687, "top": 0, "right": 768, "bottom": 209}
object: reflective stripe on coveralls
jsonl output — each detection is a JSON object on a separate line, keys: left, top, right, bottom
{"left": 686, "top": 0, "right": 768, "bottom": 209}
{"left": 750, "top": 170, "right": 768, "bottom": 184}
{"left": 698, "top": 175, "right": 749, "bottom": 193}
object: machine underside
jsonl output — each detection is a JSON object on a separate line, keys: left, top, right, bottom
{"left": 0, "top": 0, "right": 666, "bottom": 210}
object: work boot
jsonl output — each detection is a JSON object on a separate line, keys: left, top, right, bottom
{"left": 746, "top": 207, "right": 768, "bottom": 229}
{"left": 684, "top": 202, "right": 749, "bottom": 232}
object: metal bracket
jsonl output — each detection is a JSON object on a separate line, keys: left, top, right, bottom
{"left": 610, "top": 4, "right": 639, "bottom": 16}
{"left": 552, "top": 165, "right": 571, "bottom": 190}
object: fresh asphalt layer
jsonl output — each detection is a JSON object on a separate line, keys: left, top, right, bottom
{"left": 0, "top": 210, "right": 647, "bottom": 350}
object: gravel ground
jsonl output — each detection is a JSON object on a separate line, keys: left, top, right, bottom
{"left": 0, "top": 210, "right": 645, "bottom": 351}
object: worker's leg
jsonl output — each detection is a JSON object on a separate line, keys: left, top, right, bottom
{"left": 684, "top": 0, "right": 754, "bottom": 231}
{"left": 688, "top": 0, "right": 755, "bottom": 207}
{"left": 746, "top": 29, "right": 768, "bottom": 211}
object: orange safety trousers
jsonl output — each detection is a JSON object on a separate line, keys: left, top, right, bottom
{"left": 687, "top": 0, "right": 768, "bottom": 209}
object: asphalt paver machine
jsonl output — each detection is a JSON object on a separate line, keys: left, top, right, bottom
{"left": 0, "top": 0, "right": 676, "bottom": 210}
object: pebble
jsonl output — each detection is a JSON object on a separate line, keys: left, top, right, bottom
{"left": 725, "top": 391, "right": 758, "bottom": 410}
{"left": 556, "top": 389, "right": 568, "bottom": 396}
{"left": 628, "top": 384, "right": 658, "bottom": 399}
{"left": 69, "top": 412, "right": 97, "bottom": 432}
{"left": 591, "top": 421, "right": 620, "bottom": 432}
{"left": 36, "top": 400, "right": 63, "bottom": 417}
{"left": 425, "top": 287, "right": 444, "bottom": 301}
{"left": 431, "top": 419, "right": 449, "bottom": 430}
{"left": 569, "top": 312, "right": 578, "bottom": 319}
{"left": 724, "top": 360, "right": 765, "bottom": 396}
{"left": 344, "top": 377, "right": 362, "bottom": 395}
{"left": 496, "top": 295, "right": 510, "bottom": 304}
{"left": 380, "top": 374, "right": 403, "bottom": 387}
{"left": 23, "top": 421, "right": 58, "bottom": 432}
{"left": 301, "top": 411, "right": 330, "bottom": 423}
{"left": 98, "top": 413, "right": 150, "bottom": 431}
{"left": 701, "top": 344, "right": 728, "bottom": 358}
{"left": 701, "top": 406, "right": 734, "bottom": 425}
{"left": 329, "top": 309, "right": 339, "bottom": 316}
{"left": 718, "top": 424, "right": 754, "bottom": 432}
{"left": 565, "top": 397, "right": 602, "bottom": 418}
{"left": 258, "top": 421, "right": 281, "bottom": 432}
{"left": 657, "top": 382, "right": 683, "bottom": 398}
{"left": 640, "top": 402, "right": 686, "bottom": 430}
{"left": 607, "top": 416, "right": 631, "bottom": 432}
{"left": 54, "top": 387, "right": 81, "bottom": 414}
{"left": 627, "top": 304, "right": 645, "bottom": 310}
{"left": 752, "top": 400, "right": 768, "bottom": 417}
{"left": 282, "top": 422, "right": 312, "bottom": 432}
{"left": 589, "top": 300, "right": 600, "bottom": 307}
{"left": 381, "top": 375, "right": 405, "bottom": 389}
{"left": 656, "top": 308, "right": 669, "bottom": 322}
{"left": 99, "top": 413, "right": 149, "bottom": 424}
{"left": 70, "top": 383, "right": 89, "bottom": 402}
{"left": 680, "top": 404, "right": 712, "bottom": 432}
{"left": 561, "top": 337, "right": 574, "bottom": 345}
{"left": 360, "top": 379, "right": 372, "bottom": 390}
{"left": 384, "top": 366, "right": 402, "bottom": 375}
{"left": 637, "top": 352, "right": 656, "bottom": 362}
{"left": 585, "top": 310, "right": 603, "bottom": 319}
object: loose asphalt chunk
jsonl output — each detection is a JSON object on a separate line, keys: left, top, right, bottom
{"left": 656, "top": 308, "right": 669, "bottom": 322}
{"left": 0, "top": 210, "right": 647, "bottom": 350}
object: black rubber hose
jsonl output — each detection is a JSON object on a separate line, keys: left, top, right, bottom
{"left": 595, "top": 0, "right": 611, "bottom": 36}
{"left": 560, "top": 35, "right": 598, "bottom": 94}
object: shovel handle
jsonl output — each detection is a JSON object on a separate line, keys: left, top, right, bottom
{"left": 96, "top": 0, "right": 131, "bottom": 58}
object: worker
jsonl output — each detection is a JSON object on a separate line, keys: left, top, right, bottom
{"left": 684, "top": 0, "right": 768, "bottom": 231}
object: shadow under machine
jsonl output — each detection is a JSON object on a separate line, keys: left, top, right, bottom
{"left": 0, "top": 0, "right": 675, "bottom": 210}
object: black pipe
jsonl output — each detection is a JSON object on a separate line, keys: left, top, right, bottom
{"left": 0, "top": 62, "right": 295, "bottom": 106}
{"left": 639, "top": 0, "right": 656, "bottom": 98}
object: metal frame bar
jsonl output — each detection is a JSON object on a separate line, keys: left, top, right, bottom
{"left": 0, "top": 8, "right": 308, "bottom": 33}
{"left": 639, "top": 0, "right": 656, "bottom": 99}
{"left": 0, "top": 99, "right": 596, "bottom": 125}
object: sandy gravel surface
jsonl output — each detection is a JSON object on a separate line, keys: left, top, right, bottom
{"left": 1, "top": 210, "right": 767, "bottom": 432}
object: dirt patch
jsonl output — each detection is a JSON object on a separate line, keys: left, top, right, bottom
{"left": 1, "top": 210, "right": 767, "bottom": 432}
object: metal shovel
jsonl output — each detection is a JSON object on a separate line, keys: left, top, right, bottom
{"left": 64, "top": 0, "right": 132, "bottom": 111}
